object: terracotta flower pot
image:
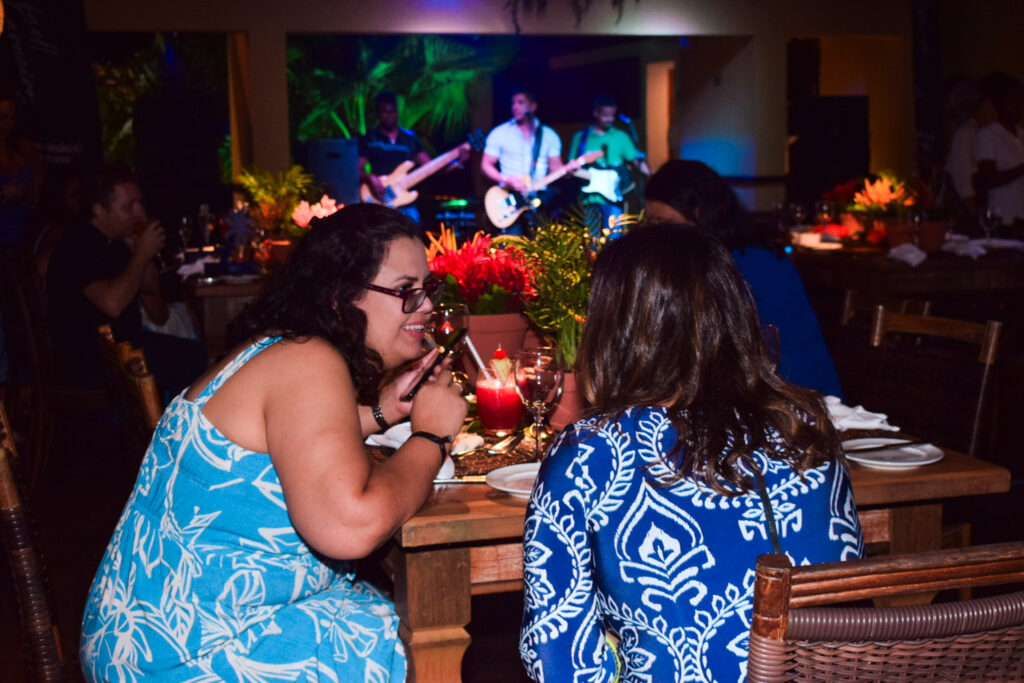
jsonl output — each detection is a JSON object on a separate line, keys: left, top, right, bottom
{"left": 268, "top": 239, "right": 294, "bottom": 266}
{"left": 464, "top": 313, "right": 530, "bottom": 384}
{"left": 549, "top": 371, "right": 583, "bottom": 432}
{"left": 884, "top": 219, "right": 914, "bottom": 247}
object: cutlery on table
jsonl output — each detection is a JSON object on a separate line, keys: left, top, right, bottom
{"left": 487, "top": 433, "right": 524, "bottom": 454}
{"left": 843, "top": 440, "right": 932, "bottom": 454}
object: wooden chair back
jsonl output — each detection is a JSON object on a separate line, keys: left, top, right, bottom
{"left": 0, "top": 404, "right": 67, "bottom": 681}
{"left": 96, "top": 325, "right": 163, "bottom": 434}
{"left": 749, "top": 543, "right": 1024, "bottom": 681}
{"left": 839, "top": 288, "right": 931, "bottom": 326}
{"left": 868, "top": 305, "right": 1001, "bottom": 457}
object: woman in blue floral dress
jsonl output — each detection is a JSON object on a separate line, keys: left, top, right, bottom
{"left": 519, "top": 224, "right": 863, "bottom": 683}
{"left": 81, "top": 204, "right": 467, "bottom": 681}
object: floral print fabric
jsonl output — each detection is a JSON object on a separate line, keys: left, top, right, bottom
{"left": 80, "top": 337, "right": 406, "bottom": 682}
{"left": 520, "top": 407, "right": 863, "bottom": 683}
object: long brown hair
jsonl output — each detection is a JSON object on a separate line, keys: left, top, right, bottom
{"left": 577, "top": 222, "right": 839, "bottom": 494}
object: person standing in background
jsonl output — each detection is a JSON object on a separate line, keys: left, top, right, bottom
{"left": 943, "top": 79, "right": 986, "bottom": 217}
{"left": 973, "top": 72, "right": 1024, "bottom": 228}
{"left": 480, "top": 88, "right": 567, "bottom": 235}
{"left": 358, "top": 92, "right": 433, "bottom": 225}
{"left": 569, "top": 94, "right": 650, "bottom": 238}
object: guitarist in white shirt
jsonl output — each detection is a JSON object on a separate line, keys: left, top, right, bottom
{"left": 481, "top": 88, "right": 576, "bottom": 235}
{"left": 569, "top": 94, "right": 651, "bottom": 240}
{"left": 358, "top": 92, "right": 467, "bottom": 225}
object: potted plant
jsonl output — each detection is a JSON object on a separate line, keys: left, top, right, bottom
{"left": 425, "top": 227, "right": 536, "bottom": 379}
{"left": 497, "top": 208, "right": 638, "bottom": 429}
{"left": 822, "top": 172, "right": 922, "bottom": 247}
{"left": 237, "top": 164, "right": 316, "bottom": 266}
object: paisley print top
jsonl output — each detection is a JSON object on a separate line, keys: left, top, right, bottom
{"left": 520, "top": 407, "right": 863, "bottom": 683}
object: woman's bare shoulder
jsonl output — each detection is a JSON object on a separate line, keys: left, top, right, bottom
{"left": 186, "top": 336, "right": 349, "bottom": 401}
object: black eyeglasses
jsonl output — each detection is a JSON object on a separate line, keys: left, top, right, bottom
{"left": 364, "top": 279, "right": 445, "bottom": 313}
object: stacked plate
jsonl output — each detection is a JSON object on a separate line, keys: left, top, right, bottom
{"left": 842, "top": 438, "right": 944, "bottom": 469}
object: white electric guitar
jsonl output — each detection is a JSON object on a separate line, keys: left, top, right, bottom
{"left": 575, "top": 165, "right": 635, "bottom": 203}
{"left": 484, "top": 150, "right": 604, "bottom": 229}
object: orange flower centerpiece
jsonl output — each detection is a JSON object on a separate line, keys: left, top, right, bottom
{"left": 425, "top": 226, "right": 536, "bottom": 315}
{"left": 821, "top": 172, "right": 920, "bottom": 246}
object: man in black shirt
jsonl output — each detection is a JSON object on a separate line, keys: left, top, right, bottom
{"left": 47, "top": 165, "right": 206, "bottom": 396}
{"left": 357, "top": 92, "right": 433, "bottom": 224}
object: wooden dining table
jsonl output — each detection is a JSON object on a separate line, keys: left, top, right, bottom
{"left": 382, "top": 448, "right": 1010, "bottom": 683}
{"left": 185, "top": 276, "right": 264, "bottom": 359}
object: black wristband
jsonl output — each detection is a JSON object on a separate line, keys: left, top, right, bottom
{"left": 372, "top": 404, "right": 390, "bottom": 432}
{"left": 409, "top": 431, "right": 453, "bottom": 462}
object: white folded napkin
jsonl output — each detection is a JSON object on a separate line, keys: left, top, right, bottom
{"left": 824, "top": 395, "right": 900, "bottom": 432}
{"left": 942, "top": 239, "right": 988, "bottom": 259}
{"left": 365, "top": 422, "right": 483, "bottom": 479}
{"left": 887, "top": 242, "right": 927, "bottom": 267}
{"left": 177, "top": 256, "right": 219, "bottom": 279}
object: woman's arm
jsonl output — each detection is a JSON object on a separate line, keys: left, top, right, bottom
{"left": 519, "top": 434, "right": 618, "bottom": 682}
{"left": 263, "top": 339, "right": 466, "bottom": 559}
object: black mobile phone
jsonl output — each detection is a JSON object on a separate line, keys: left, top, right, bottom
{"left": 399, "top": 328, "right": 467, "bottom": 402}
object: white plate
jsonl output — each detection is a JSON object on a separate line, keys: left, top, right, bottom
{"left": 485, "top": 463, "right": 540, "bottom": 498}
{"left": 842, "top": 438, "right": 944, "bottom": 469}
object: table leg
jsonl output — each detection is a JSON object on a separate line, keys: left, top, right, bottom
{"left": 390, "top": 545, "right": 472, "bottom": 683}
{"left": 875, "top": 502, "right": 943, "bottom": 606}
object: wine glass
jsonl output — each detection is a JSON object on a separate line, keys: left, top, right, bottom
{"left": 980, "top": 207, "right": 1000, "bottom": 245}
{"left": 514, "top": 347, "right": 564, "bottom": 461}
{"left": 814, "top": 200, "right": 834, "bottom": 226}
{"left": 788, "top": 202, "right": 807, "bottom": 228}
{"left": 430, "top": 302, "right": 468, "bottom": 351}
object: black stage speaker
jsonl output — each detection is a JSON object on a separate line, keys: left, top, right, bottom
{"left": 300, "top": 138, "right": 360, "bottom": 205}
{"left": 788, "top": 96, "right": 869, "bottom": 203}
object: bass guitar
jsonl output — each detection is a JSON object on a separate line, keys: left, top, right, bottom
{"left": 484, "top": 150, "right": 604, "bottom": 229}
{"left": 361, "top": 130, "right": 485, "bottom": 209}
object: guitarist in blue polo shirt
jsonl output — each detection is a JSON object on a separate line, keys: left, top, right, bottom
{"left": 570, "top": 94, "right": 651, "bottom": 239}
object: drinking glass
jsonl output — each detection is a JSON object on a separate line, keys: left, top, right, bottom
{"left": 814, "top": 200, "right": 834, "bottom": 226}
{"left": 476, "top": 372, "right": 522, "bottom": 435}
{"left": 788, "top": 202, "right": 808, "bottom": 228}
{"left": 980, "top": 207, "right": 999, "bottom": 244}
{"left": 429, "top": 302, "right": 469, "bottom": 352}
{"left": 514, "top": 347, "right": 564, "bottom": 461}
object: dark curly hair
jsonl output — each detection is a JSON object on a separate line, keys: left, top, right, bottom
{"left": 577, "top": 222, "right": 840, "bottom": 494}
{"left": 229, "top": 204, "right": 419, "bottom": 405}
{"left": 644, "top": 159, "right": 774, "bottom": 252}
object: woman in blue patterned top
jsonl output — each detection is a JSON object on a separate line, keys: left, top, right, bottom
{"left": 519, "top": 223, "right": 863, "bottom": 683}
{"left": 81, "top": 204, "right": 467, "bottom": 681}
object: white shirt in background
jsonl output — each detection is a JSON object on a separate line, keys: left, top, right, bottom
{"left": 945, "top": 118, "right": 979, "bottom": 201}
{"left": 972, "top": 121, "right": 1024, "bottom": 223}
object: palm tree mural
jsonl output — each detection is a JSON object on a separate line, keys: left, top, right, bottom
{"left": 288, "top": 35, "right": 515, "bottom": 149}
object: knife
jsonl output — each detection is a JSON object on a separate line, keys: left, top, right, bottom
{"left": 487, "top": 433, "right": 524, "bottom": 454}
{"left": 434, "top": 475, "right": 488, "bottom": 484}
{"left": 844, "top": 440, "right": 932, "bottom": 454}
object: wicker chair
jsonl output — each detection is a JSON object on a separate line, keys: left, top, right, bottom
{"left": 97, "top": 325, "right": 163, "bottom": 436}
{"left": 748, "top": 543, "right": 1024, "bottom": 682}
{"left": 0, "top": 404, "right": 70, "bottom": 681}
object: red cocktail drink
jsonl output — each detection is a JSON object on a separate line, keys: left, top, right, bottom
{"left": 476, "top": 377, "right": 522, "bottom": 434}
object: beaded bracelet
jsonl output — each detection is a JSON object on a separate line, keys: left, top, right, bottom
{"left": 372, "top": 403, "right": 389, "bottom": 432}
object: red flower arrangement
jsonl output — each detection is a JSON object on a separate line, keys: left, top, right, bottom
{"left": 425, "top": 227, "right": 536, "bottom": 315}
